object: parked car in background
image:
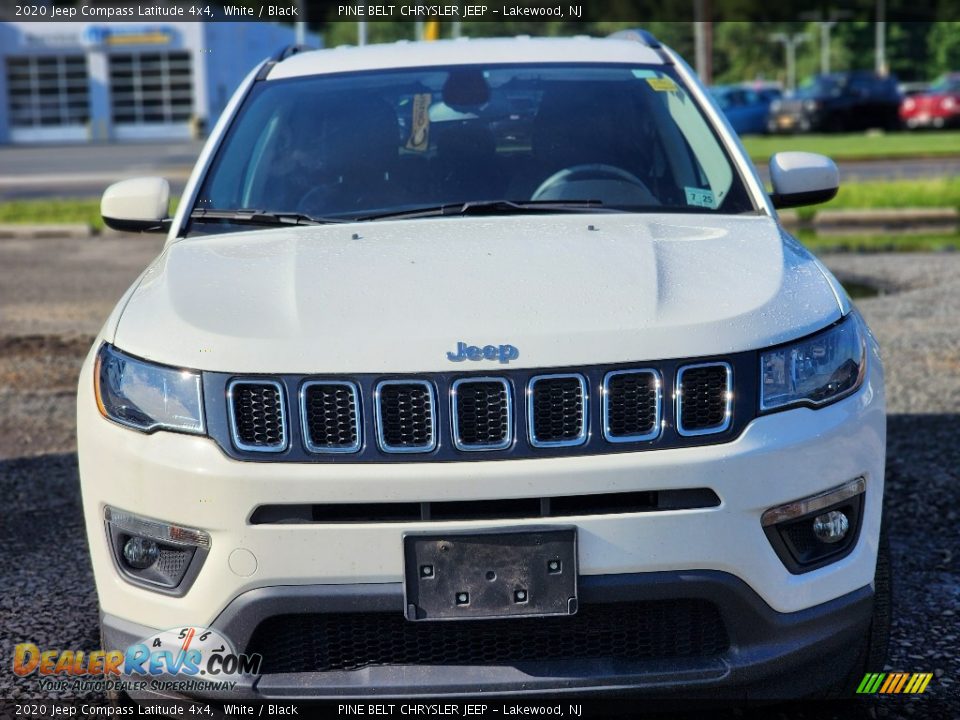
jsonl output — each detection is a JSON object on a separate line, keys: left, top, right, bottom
{"left": 711, "top": 84, "right": 780, "bottom": 135}
{"left": 900, "top": 73, "right": 960, "bottom": 129}
{"left": 768, "top": 71, "right": 901, "bottom": 133}
{"left": 897, "top": 80, "right": 930, "bottom": 98}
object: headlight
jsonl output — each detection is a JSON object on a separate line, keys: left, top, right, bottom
{"left": 803, "top": 99, "right": 820, "bottom": 112}
{"left": 770, "top": 99, "right": 782, "bottom": 112}
{"left": 94, "top": 344, "right": 205, "bottom": 434}
{"left": 942, "top": 97, "right": 957, "bottom": 111}
{"left": 760, "top": 314, "right": 866, "bottom": 412}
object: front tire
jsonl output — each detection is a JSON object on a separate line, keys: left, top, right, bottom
{"left": 828, "top": 524, "right": 892, "bottom": 697}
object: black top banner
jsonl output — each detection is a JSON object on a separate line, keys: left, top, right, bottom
{"left": 1, "top": 0, "right": 959, "bottom": 23}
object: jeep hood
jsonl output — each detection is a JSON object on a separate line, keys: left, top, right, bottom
{"left": 113, "top": 214, "right": 843, "bottom": 373}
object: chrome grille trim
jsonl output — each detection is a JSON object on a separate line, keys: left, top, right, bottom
{"left": 450, "top": 377, "right": 513, "bottom": 452}
{"left": 527, "top": 373, "right": 588, "bottom": 448}
{"left": 374, "top": 379, "right": 437, "bottom": 454}
{"left": 226, "top": 378, "right": 288, "bottom": 453}
{"left": 675, "top": 362, "right": 733, "bottom": 437}
{"left": 299, "top": 380, "right": 362, "bottom": 454}
{"left": 602, "top": 369, "right": 662, "bottom": 443}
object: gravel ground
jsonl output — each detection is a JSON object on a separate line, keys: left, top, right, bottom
{"left": 0, "top": 239, "right": 957, "bottom": 717}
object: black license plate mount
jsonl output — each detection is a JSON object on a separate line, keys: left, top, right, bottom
{"left": 403, "top": 527, "right": 577, "bottom": 621}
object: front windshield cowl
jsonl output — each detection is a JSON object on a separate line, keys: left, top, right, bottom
{"left": 191, "top": 61, "right": 755, "bottom": 235}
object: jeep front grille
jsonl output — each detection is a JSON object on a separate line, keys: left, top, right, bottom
{"left": 528, "top": 374, "right": 588, "bottom": 447}
{"left": 451, "top": 378, "right": 512, "bottom": 451}
{"left": 301, "top": 381, "right": 361, "bottom": 453}
{"left": 227, "top": 380, "right": 287, "bottom": 452}
{"left": 603, "top": 369, "right": 661, "bottom": 442}
{"left": 676, "top": 363, "right": 733, "bottom": 436}
{"left": 209, "top": 355, "right": 748, "bottom": 462}
{"left": 375, "top": 380, "right": 437, "bottom": 453}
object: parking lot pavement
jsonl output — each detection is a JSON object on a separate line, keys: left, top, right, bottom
{"left": 0, "top": 238, "right": 956, "bottom": 716}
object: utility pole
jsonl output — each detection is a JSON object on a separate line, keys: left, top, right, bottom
{"left": 693, "top": 0, "right": 713, "bottom": 84}
{"left": 294, "top": 0, "right": 305, "bottom": 44}
{"left": 800, "top": 10, "right": 851, "bottom": 75}
{"left": 770, "top": 32, "right": 809, "bottom": 92}
{"left": 876, "top": 0, "right": 887, "bottom": 75}
{"left": 819, "top": 21, "right": 837, "bottom": 74}
{"left": 357, "top": 21, "right": 367, "bottom": 46}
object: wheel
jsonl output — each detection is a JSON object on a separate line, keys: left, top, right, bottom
{"left": 530, "top": 163, "right": 653, "bottom": 202}
{"left": 827, "top": 523, "right": 892, "bottom": 698}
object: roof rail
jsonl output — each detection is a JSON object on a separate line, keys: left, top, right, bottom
{"left": 257, "top": 44, "right": 314, "bottom": 81}
{"left": 271, "top": 44, "right": 314, "bottom": 62}
{"left": 608, "top": 29, "right": 661, "bottom": 49}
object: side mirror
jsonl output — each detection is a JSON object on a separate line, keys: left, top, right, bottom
{"left": 769, "top": 151, "right": 839, "bottom": 209}
{"left": 101, "top": 177, "right": 171, "bottom": 233}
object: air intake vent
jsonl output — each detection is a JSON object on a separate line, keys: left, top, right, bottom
{"left": 451, "top": 378, "right": 512, "bottom": 451}
{"left": 301, "top": 381, "right": 360, "bottom": 453}
{"left": 246, "top": 599, "right": 730, "bottom": 674}
{"left": 228, "top": 380, "right": 287, "bottom": 452}
{"left": 528, "top": 374, "right": 587, "bottom": 447}
{"left": 676, "top": 363, "right": 732, "bottom": 436}
{"left": 603, "top": 369, "right": 661, "bottom": 442}
{"left": 375, "top": 380, "right": 436, "bottom": 453}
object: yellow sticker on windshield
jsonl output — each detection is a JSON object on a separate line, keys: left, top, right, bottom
{"left": 647, "top": 77, "right": 678, "bottom": 92}
{"left": 405, "top": 93, "right": 432, "bottom": 152}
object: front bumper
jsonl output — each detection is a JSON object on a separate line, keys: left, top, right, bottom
{"left": 79, "top": 340, "right": 885, "bottom": 698}
{"left": 101, "top": 571, "right": 874, "bottom": 700}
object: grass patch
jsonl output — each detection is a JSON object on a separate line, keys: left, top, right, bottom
{"left": 797, "top": 229, "right": 960, "bottom": 252}
{"left": 0, "top": 197, "right": 179, "bottom": 231}
{"left": 743, "top": 130, "right": 960, "bottom": 163}
{"left": 0, "top": 198, "right": 106, "bottom": 230}
{"left": 791, "top": 176, "right": 960, "bottom": 221}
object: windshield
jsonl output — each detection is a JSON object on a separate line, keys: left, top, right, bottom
{"left": 192, "top": 63, "right": 754, "bottom": 232}
{"left": 930, "top": 75, "right": 960, "bottom": 93}
{"left": 796, "top": 76, "right": 845, "bottom": 98}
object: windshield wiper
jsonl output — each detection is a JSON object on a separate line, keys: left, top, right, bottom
{"left": 359, "top": 199, "right": 606, "bottom": 221}
{"left": 189, "top": 209, "right": 349, "bottom": 226}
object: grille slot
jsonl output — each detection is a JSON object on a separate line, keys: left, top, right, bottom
{"left": 249, "top": 488, "right": 720, "bottom": 524}
{"left": 228, "top": 380, "right": 287, "bottom": 452}
{"left": 375, "top": 380, "right": 436, "bottom": 453}
{"left": 301, "top": 381, "right": 361, "bottom": 453}
{"left": 451, "top": 378, "right": 512, "bottom": 451}
{"left": 603, "top": 369, "right": 661, "bottom": 442}
{"left": 528, "top": 374, "right": 588, "bottom": 447}
{"left": 676, "top": 363, "right": 732, "bottom": 436}
{"left": 246, "top": 599, "right": 730, "bottom": 674}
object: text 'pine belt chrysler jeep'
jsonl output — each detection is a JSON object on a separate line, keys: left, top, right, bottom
{"left": 81, "top": 31, "right": 888, "bottom": 701}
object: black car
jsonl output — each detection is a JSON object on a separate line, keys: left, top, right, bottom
{"left": 768, "top": 71, "right": 902, "bottom": 133}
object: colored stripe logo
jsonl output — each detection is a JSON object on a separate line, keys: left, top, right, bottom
{"left": 857, "top": 672, "right": 933, "bottom": 694}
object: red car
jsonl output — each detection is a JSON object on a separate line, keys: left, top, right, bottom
{"left": 900, "top": 73, "right": 960, "bottom": 129}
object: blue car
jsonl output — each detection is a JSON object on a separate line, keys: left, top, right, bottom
{"left": 711, "top": 85, "right": 780, "bottom": 135}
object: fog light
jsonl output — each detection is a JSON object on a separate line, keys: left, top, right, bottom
{"left": 123, "top": 536, "right": 160, "bottom": 569}
{"left": 812, "top": 510, "right": 849, "bottom": 544}
{"left": 105, "top": 506, "right": 210, "bottom": 594}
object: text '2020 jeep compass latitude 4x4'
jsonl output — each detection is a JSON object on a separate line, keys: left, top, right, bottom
{"left": 81, "top": 32, "right": 888, "bottom": 701}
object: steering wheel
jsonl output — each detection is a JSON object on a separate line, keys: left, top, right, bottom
{"left": 531, "top": 163, "right": 652, "bottom": 202}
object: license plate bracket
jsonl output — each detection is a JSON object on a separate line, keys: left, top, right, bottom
{"left": 403, "top": 528, "right": 577, "bottom": 621}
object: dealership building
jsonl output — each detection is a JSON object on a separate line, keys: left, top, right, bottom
{"left": 0, "top": 20, "right": 318, "bottom": 144}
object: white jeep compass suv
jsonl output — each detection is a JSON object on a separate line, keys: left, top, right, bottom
{"left": 80, "top": 32, "right": 888, "bottom": 700}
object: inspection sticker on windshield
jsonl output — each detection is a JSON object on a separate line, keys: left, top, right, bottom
{"left": 646, "top": 77, "right": 678, "bottom": 92}
{"left": 405, "top": 93, "right": 432, "bottom": 152}
{"left": 685, "top": 187, "right": 717, "bottom": 209}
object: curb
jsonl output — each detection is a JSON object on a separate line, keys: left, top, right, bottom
{"left": 0, "top": 224, "right": 157, "bottom": 240}
{"left": 0, "top": 223, "right": 91, "bottom": 239}
{"left": 779, "top": 207, "right": 959, "bottom": 232}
